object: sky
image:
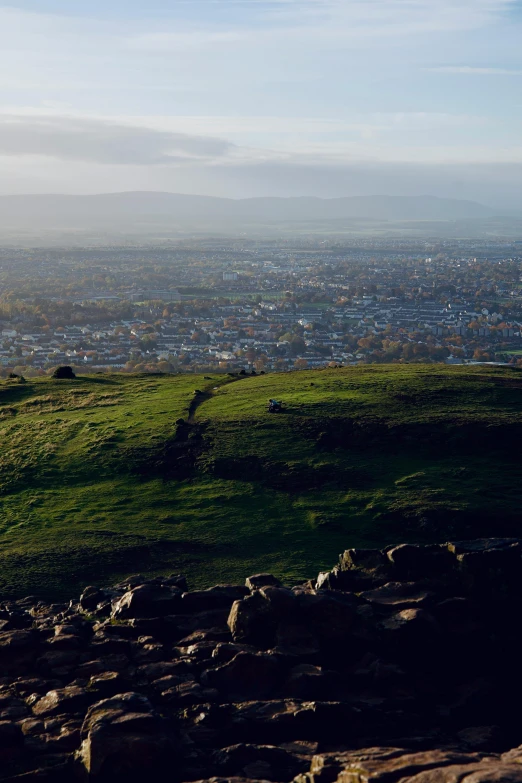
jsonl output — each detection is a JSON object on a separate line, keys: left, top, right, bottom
{"left": 0, "top": 0, "right": 521, "bottom": 206}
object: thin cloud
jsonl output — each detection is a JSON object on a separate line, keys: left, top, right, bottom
{"left": 0, "top": 116, "right": 233, "bottom": 165}
{"left": 428, "top": 66, "right": 522, "bottom": 75}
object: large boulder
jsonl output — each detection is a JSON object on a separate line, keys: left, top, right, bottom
{"left": 111, "top": 584, "right": 182, "bottom": 620}
{"left": 246, "top": 575, "right": 282, "bottom": 591}
{"left": 228, "top": 592, "right": 275, "bottom": 646}
{"left": 32, "top": 686, "right": 93, "bottom": 718}
{"left": 228, "top": 588, "right": 356, "bottom": 651}
{"left": 386, "top": 544, "right": 455, "bottom": 581}
{"left": 76, "top": 692, "right": 175, "bottom": 780}
{"left": 181, "top": 586, "right": 249, "bottom": 613}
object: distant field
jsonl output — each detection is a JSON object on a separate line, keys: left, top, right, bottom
{"left": 0, "top": 365, "right": 521, "bottom": 598}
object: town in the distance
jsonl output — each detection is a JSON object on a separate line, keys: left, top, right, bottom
{"left": 1, "top": 234, "right": 522, "bottom": 377}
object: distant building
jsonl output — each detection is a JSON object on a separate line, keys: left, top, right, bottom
{"left": 222, "top": 272, "right": 238, "bottom": 282}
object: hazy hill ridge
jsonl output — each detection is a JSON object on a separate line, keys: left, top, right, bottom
{"left": 0, "top": 191, "right": 495, "bottom": 228}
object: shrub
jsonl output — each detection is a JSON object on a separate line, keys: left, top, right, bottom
{"left": 52, "top": 365, "right": 76, "bottom": 379}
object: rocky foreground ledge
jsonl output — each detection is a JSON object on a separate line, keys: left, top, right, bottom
{"left": 1, "top": 539, "right": 522, "bottom": 780}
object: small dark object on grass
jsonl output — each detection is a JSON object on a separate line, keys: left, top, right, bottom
{"left": 8, "top": 373, "right": 26, "bottom": 383}
{"left": 239, "top": 369, "right": 247, "bottom": 376}
{"left": 53, "top": 365, "right": 76, "bottom": 379}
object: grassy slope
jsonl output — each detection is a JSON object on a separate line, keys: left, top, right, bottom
{"left": 0, "top": 365, "right": 521, "bottom": 598}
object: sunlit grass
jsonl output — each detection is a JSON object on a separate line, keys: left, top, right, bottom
{"left": 0, "top": 365, "right": 520, "bottom": 598}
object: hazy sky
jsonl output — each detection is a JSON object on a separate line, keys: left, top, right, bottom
{"left": 1, "top": 0, "right": 522, "bottom": 205}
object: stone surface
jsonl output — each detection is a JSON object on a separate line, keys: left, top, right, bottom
{"left": 110, "top": 584, "right": 182, "bottom": 620}
{"left": 0, "top": 541, "right": 520, "bottom": 781}
{"left": 77, "top": 692, "right": 174, "bottom": 779}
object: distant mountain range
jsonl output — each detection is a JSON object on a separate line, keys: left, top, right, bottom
{"left": 0, "top": 192, "right": 497, "bottom": 231}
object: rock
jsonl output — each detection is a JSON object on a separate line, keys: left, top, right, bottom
{"left": 0, "top": 630, "right": 37, "bottom": 671}
{"left": 1, "top": 537, "right": 522, "bottom": 782}
{"left": 433, "top": 597, "right": 476, "bottom": 633}
{"left": 360, "top": 582, "right": 432, "bottom": 609}
{"left": 386, "top": 544, "right": 455, "bottom": 581}
{"left": 161, "top": 680, "right": 219, "bottom": 705}
{"left": 401, "top": 763, "right": 522, "bottom": 782}
{"left": 246, "top": 575, "right": 282, "bottom": 591}
{"left": 163, "top": 574, "right": 189, "bottom": 591}
{"left": 294, "top": 591, "right": 356, "bottom": 642}
{"left": 447, "top": 538, "right": 521, "bottom": 555}
{"left": 20, "top": 718, "right": 45, "bottom": 736}
{"left": 274, "top": 625, "right": 320, "bottom": 657}
{"left": 322, "top": 749, "right": 485, "bottom": 783}
{"left": 176, "top": 640, "right": 220, "bottom": 662}
{"left": 0, "top": 693, "right": 29, "bottom": 719}
{"left": 37, "top": 649, "right": 80, "bottom": 674}
{"left": 79, "top": 586, "right": 107, "bottom": 613}
{"left": 212, "top": 642, "right": 258, "bottom": 663}
{"left": 46, "top": 634, "right": 81, "bottom": 651}
{"left": 296, "top": 747, "right": 407, "bottom": 783}
{"left": 76, "top": 692, "right": 174, "bottom": 780}
{"left": 228, "top": 592, "right": 274, "bottom": 646}
{"left": 283, "top": 664, "right": 341, "bottom": 700}
{"left": 127, "top": 615, "right": 180, "bottom": 642}
{"left": 14, "top": 678, "right": 61, "bottom": 696}
{"left": 213, "top": 743, "right": 309, "bottom": 781}
{"left": 182, "top": 587, "right": 250, "bottom": 613}
{"left": 88, "top": 672, "right": 129, "bottom": 697}
{"left": 379, "top": 608, "right": 439, "bottom": 636}
{"left": 111, "top": 584, "right": 182, "bottom": 620}
{"left": 226, "top": 700, "right": 358, "bottom": 745}
{"left": 188, "top": 779, "right": 272, "bottom": 783}
{"left": 259, "top": 586, "right": 296, "bottom": 614}
{"left": 201, "top": 651, "right": 283, "bottom": 700}
{"left": 178, "top": 629, "right": 232, "bottom": 646}
{"left": 32, "top": 687, "right": 92, "bottom": 717}
{"left": 135, "top": 660, "right": 189, "bottom": 681}
{"left": 339, "top": 549, "right": 388, "bottom": 573}
{"left": 90, "top": 632, "right": 130, "bottom": 655}
{"left": 131, "top": 641, "right": 165, "bottom": 664}
{"left": 74, "top": 655, "right": 130, "bottom": 678}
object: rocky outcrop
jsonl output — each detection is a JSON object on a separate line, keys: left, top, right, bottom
{"left": 0, "top": 539, "right": 522, "bottom": 779}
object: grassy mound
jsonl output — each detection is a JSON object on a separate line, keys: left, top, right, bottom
{"left": 0, "top": 365, "right": 520, "bottom": 598}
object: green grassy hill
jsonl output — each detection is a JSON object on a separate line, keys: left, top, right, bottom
{"left": 0, "top": 365, "right": 521, "bottom": 598}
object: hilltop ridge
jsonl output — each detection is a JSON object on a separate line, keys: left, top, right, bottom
{"left": 0, "top": 364, "right": 520, "bottom": 599}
